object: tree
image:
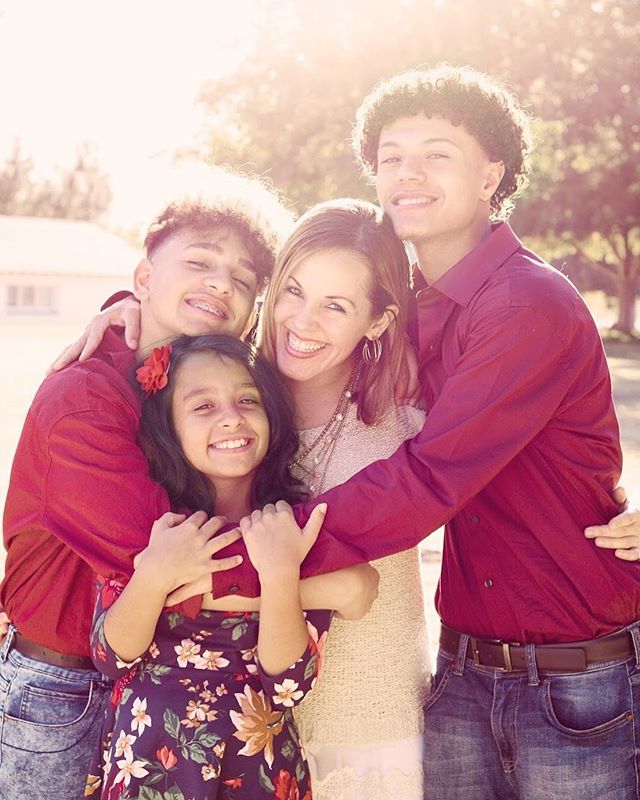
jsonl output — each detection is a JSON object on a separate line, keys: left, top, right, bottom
{"left": 194, "top": 0, "right": 640, "bottom": 331}
{"left": 513, "top": 0, "right": 640, "bottom": 333}
{"left": 0, "top": 141, "right": 111, "bottom": 221}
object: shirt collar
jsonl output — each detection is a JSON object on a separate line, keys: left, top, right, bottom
{"left": 97, "top": 326, "right": 138, "bottom": 375}
{"left": 417, "top": 222, "right": 523, "bottom": 307}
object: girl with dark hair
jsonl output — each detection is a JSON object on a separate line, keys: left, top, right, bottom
{"left": 86, "top": 334, "right": 332, "bottom": 800}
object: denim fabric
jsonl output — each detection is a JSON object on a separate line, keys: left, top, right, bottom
{"left": 423, "top": 629, "right": 640, "bottom": 800}
{"left": 0, "top": 626, "right": 109, "bottom": 800}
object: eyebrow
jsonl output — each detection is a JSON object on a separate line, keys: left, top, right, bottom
{"left": 181, "top": 382, "right": 259, "bottom": 403}
{"left": 378, "top": 137, "right": 462, "bottom": 151}
{"left": 288, "top": 275, "right": 357, "bottom": 309}
{"left": 187, "top": 242, "right": 255, "bottom": 272}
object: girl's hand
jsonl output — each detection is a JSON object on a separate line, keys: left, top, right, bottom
{"left": 239, "top": 500, "right": 327, "bottom": 580}
{"left": 48, "top": 295, "right": 141, "bottom": 372}
{"left": 135, "top": 511, "right": 243, "bottom": 596}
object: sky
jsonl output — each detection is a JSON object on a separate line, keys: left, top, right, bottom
{"left": 0, "top": 0, "right": 259, "bottom": 229}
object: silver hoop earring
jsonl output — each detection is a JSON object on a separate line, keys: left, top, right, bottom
{"left": 362, "top": 337, "right": 382, "bottom": 364}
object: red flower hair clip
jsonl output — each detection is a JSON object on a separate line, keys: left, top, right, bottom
{"left": 136, "top": 344, "right": 172, "bottom": 395}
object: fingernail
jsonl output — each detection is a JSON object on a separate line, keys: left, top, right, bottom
{"left": 317, "top": 503, "right": 328, "bottom": 514}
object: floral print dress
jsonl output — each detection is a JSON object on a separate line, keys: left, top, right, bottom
{"left": 85, "top": 579, "right": 331, "bottom": 800}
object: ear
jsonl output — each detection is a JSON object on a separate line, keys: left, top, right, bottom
{"left": 365, "top": 304, "right": 399, "bottom": 341}
{"left": 133, "top": 258, "right": 153, "bottom": 302}
{"left": 480, "top": 160, "right": 505, "bottom": 202}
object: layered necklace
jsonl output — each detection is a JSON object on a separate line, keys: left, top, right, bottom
{"left": 291, "top": 361, "right": 361, "bottom": 496}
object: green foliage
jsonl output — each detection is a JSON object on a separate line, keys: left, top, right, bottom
{"left": 258, "top": 763, "right": 275, "bottom": 792}
{"left": 163, "top": 708, "right": 181, "bottom": 740}
{"left": 0, "top": 140, "right": 111, "bottom": 221}
{"left": 195, "top": 0, "right": 639, "bottom": 329}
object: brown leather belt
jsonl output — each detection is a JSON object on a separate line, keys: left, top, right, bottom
{"left": 12, "top": 633, "right": 95, "bottom": 671}
{"left": 440, "top": 624, "right": 634, "bottom": 673}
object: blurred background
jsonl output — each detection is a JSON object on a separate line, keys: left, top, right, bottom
{"left": 1, "top": 0, "right": 638, "bottom": 656}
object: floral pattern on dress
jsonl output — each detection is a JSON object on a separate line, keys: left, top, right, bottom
{"left": 85, "top": 578, "right": 331, "bottom": 799}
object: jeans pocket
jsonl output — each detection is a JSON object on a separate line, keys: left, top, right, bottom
{"left": 2, "top": 680, "right": 106, "bottom": 752}
{"left": 542, "top": 667, "right": 633, "bottom": 738}
{"left": 423, "top": 662, "right": 454, "bottom": 713}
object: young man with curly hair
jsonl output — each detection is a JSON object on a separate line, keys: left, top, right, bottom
{"left": 346, "top": 65, "right": 640, "bottom": 799}
{"left": 212, "top": 65, "right": 640, "bottom": 798}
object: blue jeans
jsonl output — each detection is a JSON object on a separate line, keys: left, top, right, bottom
{"left": 423, "top": 625, "right": 640, "bottom": 800}
{"left": 0, "top": 626, "right": 110, "bottom": 800}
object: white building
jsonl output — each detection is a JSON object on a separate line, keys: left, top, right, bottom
{"left": 0, "top": 215, "right": 139, "bottom": 325}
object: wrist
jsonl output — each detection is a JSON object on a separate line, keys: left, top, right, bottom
{"left": 134, "top": 555, "right": 174, "bottom": 597}
{"left": 258, "top": 567, "right": 300, "bottom": 589}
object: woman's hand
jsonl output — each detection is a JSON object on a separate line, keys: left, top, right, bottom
{"left": 585, "top": 505, "right": 640, "bottom": 561}
{"left": 394, "top": 336, "right": 421, "bottom": 407}
{"left": 239, "top": 500, "right": 327, "bottom": 581}
{"left": 48, "top": 295, "right": 142, "bottom": 372}
{"left": 0, "top": 611, "right": 10, "bottom": 647}
{"left": 332, "top": 564, "right": 380, "bottom": 620}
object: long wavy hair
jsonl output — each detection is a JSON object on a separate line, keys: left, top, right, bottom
{"left": 137, "top": 334, "right": 305, "bottom": 515}
{"left": 259, "top": 199, "right": 411, "bottom": 425}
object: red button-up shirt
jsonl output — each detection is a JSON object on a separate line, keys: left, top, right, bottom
{"left": 225, "top": 223, "right": 637, "bottom": 643}
{"left": 1, "top": 330, "right": 183, "bottom": 657}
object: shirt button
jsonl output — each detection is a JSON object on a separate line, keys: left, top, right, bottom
{"left": 471, "top": 514, "right": 480, "bottom": 526}
{"left": 229, "top": 584, "right": 239, "bottom": 593}
{"left": 484, "top": 579, "right": 493, "bottom": 589}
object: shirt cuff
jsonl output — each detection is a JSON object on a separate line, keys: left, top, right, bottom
{"left": 208, "top": 524, "right": 260, "bottom": 598}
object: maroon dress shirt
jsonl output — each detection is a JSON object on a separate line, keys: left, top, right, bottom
{"left": 1, "top": 330, "right": 178, "bottom": 657}
{"left": 223, "top": 223, "right": 638, "bottom": 643}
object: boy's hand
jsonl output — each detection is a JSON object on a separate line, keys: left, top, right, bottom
{"left": 48, "top": 295, "right": 141, "bottom": 372}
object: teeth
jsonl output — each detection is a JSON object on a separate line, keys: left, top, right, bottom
{"left": 288, "top": 332, "right": 325, "bottom": 353}
{"left": 188, "top": 299, "right": 224, "bottom": 317}
{"left": 396, "top": 196, "right": 434, "bottom": 206}
{"left": 211, "top": 438, "right": 249, "bottom": 450}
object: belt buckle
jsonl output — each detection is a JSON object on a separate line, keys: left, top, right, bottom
{"left": 470, "top": 637, "right": 481, "bottom": 667}
{"left": 470, "top": 637, "right": 516, "bottom": 671}
{"left": 500, "top": 642, "right": 514, "bottom": 672}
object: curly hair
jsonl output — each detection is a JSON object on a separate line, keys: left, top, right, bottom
{"left": 353, "top": 64, "right": 533, "bottom": 220}
{"left": 137, "top": 334, "right": 306, "bottom": 516}
{"left": 143, "top": 166, "right": 294, "bottom": 291}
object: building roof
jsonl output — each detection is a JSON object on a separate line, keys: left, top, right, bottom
{"left": 0, "top": 215, "right": 140, "bottom": 278}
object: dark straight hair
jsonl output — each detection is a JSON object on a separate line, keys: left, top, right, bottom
{"left": 137, "top": 334, "right": 306, "bottom": 515}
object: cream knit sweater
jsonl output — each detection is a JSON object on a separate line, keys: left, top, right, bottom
{"left": 293, "top": 402, "right": 431, "bottom": 800}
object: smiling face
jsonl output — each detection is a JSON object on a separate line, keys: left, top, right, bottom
{"left": 171, "top": 351, "right": 269, "bottom": 504}
{"left": 134, "top": 226, "right": 259, "bottom": 353}
{"left": 375, "top": 115, "right": 504, "bottom": 272}
{"left": 272, "top": 247, "right": 391, "bottom": 389}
